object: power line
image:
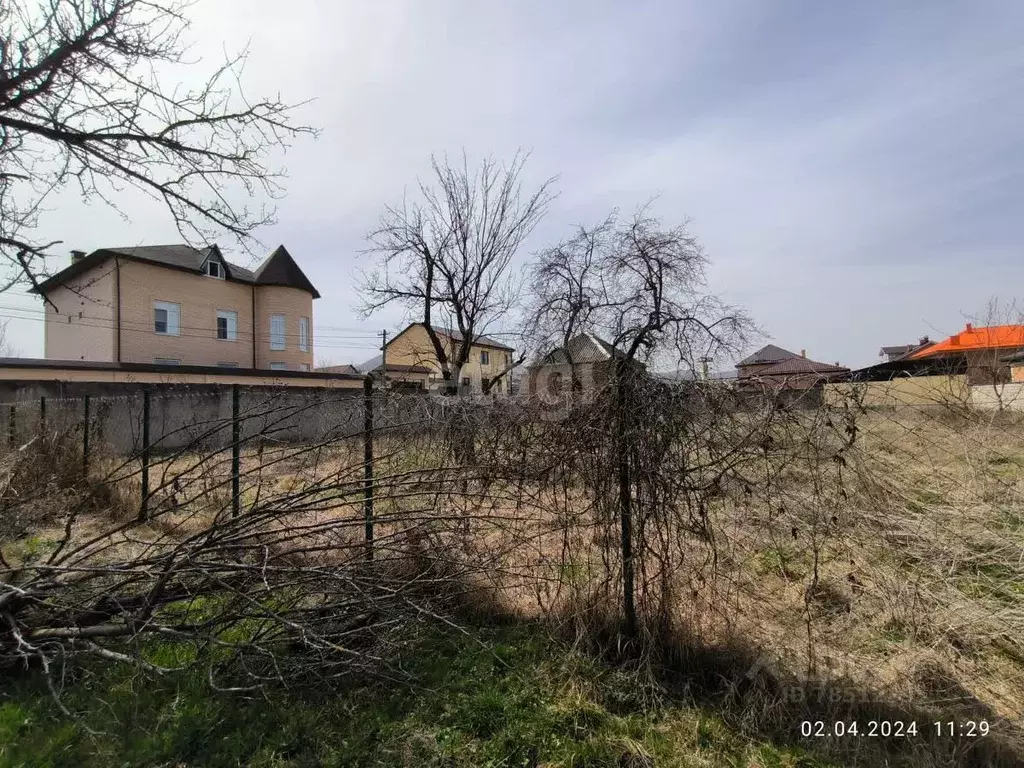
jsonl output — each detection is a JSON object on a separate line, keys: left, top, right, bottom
{"left": 0, "top": 303, "right": 383, "bottom": 336}
{"left": 0, "top": 304, "right": 381, "bottom": 340}
{"left": 0, "top": 310, "right": 382, "bottom": 351}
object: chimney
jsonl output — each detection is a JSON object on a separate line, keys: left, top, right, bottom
{"left": 71, "top": 250, "right": 86, "bottom": 263}
{"left": 965, "top": 323, "right": 973, "bottom": 333}
{"left": 800, "top": 349, "right": 806, "bottom": 358}
{"left": 919, "top": 336, "right": 929, "bottom": 346}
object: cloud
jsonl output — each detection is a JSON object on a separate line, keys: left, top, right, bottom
{"left": 6, "top": 0, "right": 1023, "bottom": 369}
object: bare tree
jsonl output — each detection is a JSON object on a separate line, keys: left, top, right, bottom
{"left": 527, "top": 207, "right": 752, "bottom": 635}
{"left": 0, "top": 319, "right": 17, "bottom": 357}
{"left": 529, "top": 207, "right": 750, "bottom": 372}
{"left": 361, "top": 151, "right": 555, "bottom": 394}
{"left": 0, "top": 0, "right": 317, "bottom": 292}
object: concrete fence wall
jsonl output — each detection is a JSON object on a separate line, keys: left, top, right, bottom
{"left": 9, "top": 376, "right": 1019, "bottom": 457}
{"left": 822, "top": 375, "right": 1024, "bottom": 412}
{"left": 0, "top": 380, "right": 408, "bottom": 454}
{"left": 969, "top": 382, "right": 1024, "bottom": 411}
{"left": 823, "top": 375, "right": 971, "bottom": 408}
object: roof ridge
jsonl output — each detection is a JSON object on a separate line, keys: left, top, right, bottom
{"left": 583, "top": 331, "right": 613, "bottom": 359}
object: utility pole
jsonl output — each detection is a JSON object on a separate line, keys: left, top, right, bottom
{"left": 380, "top": 329, "right": 388, "bottom": 389}
{"left": 700, "top": 356, "right": 711, "bottom": 381}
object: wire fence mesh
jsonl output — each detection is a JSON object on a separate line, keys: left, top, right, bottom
{"left": 2, "top": 372, "right": 1024, "bottom": 763}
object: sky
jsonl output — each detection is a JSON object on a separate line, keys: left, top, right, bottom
{"left": 4, "top": 0, "right": 1024, "bottom": 370}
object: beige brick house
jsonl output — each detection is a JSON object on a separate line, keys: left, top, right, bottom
{"left": 32, "top": 244, "right": 319, "bottom": 371}
{"left": 525, "top": 332, "right": 639, "bottom": 399}
{"left": 360, "top": 323, "right": 514, "bottom": 393}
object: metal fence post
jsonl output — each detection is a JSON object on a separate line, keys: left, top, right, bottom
{"left": 39, "top": 396, "right": 46, "bottom": 435}
{"left": 83, "top": 394, "right": 90, "bottom": 477}
{"left": 232, "top": 384, "right": 240, "bottom": 518}
{"left": 140, "top": 389, "right": 151, "bottom": 521}
{"left": 363, "top": 377, "right": 374, "bottom": 560}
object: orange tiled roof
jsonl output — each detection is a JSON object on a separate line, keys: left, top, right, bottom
{"left": 909, "top": 324, "right": 1024, "bottom": 359}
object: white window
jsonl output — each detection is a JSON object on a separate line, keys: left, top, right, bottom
{"left": 299, "top": 316, "right": 309, "bottom": 352}
{"left": 217, "top": 362, "right": 238, "bottom": 368}
{"left": 269, "top": 362, "right": 288, "bottom": 371}
{"left": 154, "top": 358, "right": 181, "bottom": 365}
{"left": 205, "top": 260, "right": 224, "bottom": 278}
{"left": 153, "top": 301, "right": 180, "bottom": 336}
{"left": 299, "top": 363, "right": 310, "bottom": 371}
{"left": 216, "top": 309, "right": 238, "bottom": 341}
{"left": 270, "top": 314, "right": 286, "bottom": 350}
{"left": 480, "top": 350, "right": 490, "bottom": 366}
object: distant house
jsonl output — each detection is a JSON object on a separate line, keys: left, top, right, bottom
{"left": 847, "top": 355, "right": 967, "bottom": 383}
{"left": 655, "top": 369, "right": 736, "bottom": 383}
{"left": 735, "top": 345, "right": 848, "bottom": 390}
{"left": 316, "top": 364, "right": 362, "bottom": 376}
{"left": 1003, "top": 350, "right": 1024, "bottom": 383}
{"left": 879, "top": 336, "right": 932, "bottom": 362}
{"left": 31, "top": 244, "right": 319, "bottom": 371}
{"left": 355, "top": 353, "right": 433, "bottom": 390}
{"left": 908, "top": 323, "right": 1024, "bottom": 384}
{"left": 360, "top": 323, "right": 515, "bottom": 393}
{"left": 735, "top": 344, "right": 802, "bottom": 378}
{"left": 525, "top": 332, "right": 642, "bottom": 399}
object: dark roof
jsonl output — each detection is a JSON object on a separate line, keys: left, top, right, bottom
{"left": 737, "top": 344, "right": 800, "bottom": 367}
{"left": 0, "top": 357, "right": 362, "bottom": 380}
{"left": 849, "top": 356, "right": 967, "bottom": 382}
{"left": 426, "top": 325, "right": 513, "bottom": 351}
{"left": 751, "top": 357, "right": 849, "bottom": 376}
{"left": 1001, "top": 350, "right": 1024, "bottom": 364}
{"left": 251, "top": 245, "right": 320, "bottom": 298}
{"left": 533, "top": 333, "right": 627, "bottom": 366}
{"left": 373, "top": 364, "right": 432, "bottom": 375}
{"left": 317, "top": 364, "right": 362, "bottom": 375}
{"left": 31, "top": 243, "right": 320, "bottom": 298}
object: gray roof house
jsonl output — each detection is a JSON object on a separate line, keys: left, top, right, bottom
{"left": 35, "top": 244, "right": 320, "bottom": 298}
{"left": 878, "top": 336, "right": 932, "bottom": 362}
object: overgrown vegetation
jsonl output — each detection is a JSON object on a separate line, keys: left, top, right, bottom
{"left": 2, "top": 380, "right": 1024, "bottom": 766}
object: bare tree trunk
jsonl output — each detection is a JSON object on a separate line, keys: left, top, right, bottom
{"left": 615, "top": 360, "right": 637, "bottom": 637}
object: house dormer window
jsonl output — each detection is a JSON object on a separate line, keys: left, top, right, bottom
{"left": 205, "top": 260, "right": 224, "bottom": 279}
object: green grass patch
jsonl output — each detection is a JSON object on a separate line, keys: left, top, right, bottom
{"left": 0, "top": 622, "right": 838, "bottom": 768}
{"left": 757, "top": 545, "right": 809, "bottom": 580}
